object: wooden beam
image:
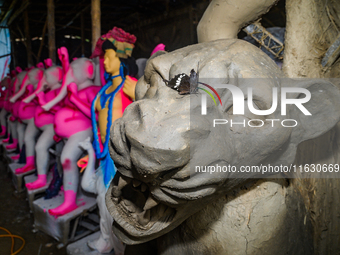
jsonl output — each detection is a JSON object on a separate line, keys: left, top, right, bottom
{"left": 37, "top": 18, "right": 48, "bottom": 62}
{"left": 7, "top": 0, "right": 30, "bottom": 26}
{"left": 47, "top": 0, "right": 56, "bottom": 64}
{"left": 91, "top": 0, "right": 101, "bottom": 52}
{"left": 30, "top": 18, "right": 91, "bottom": 32}
{"left": 61, "top": 4, "right": 90, "bottom": 30}
{"left": 9, "top": 29, "right": 17, "bottom": 67}
{"left": 23, "top": 6, "right": 33, "bottom": 67}
{"left": 81, "top": 11, "right": 85, "bottom": 56}
{"left": 0, "top": 0, "right": 18, "bottom": 25}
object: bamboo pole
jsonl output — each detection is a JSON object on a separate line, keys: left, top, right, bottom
{"left": 23, "top": 7, "right": 33, "bottom": 67}
{"left": 47, "top": 0, "right": 56, "bottom": 64}
{"left": 81, "top": 11, "right": 85, "bottom": 57}
{"left": 37, "top": 18, "right": 48, "bottom": 62}
{"left": 91, "top": 0, "right": 101, "bottom": 52}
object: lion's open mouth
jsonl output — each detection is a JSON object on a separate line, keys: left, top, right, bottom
{"left": 109, "top": 171, "right": 176, "bottom": 229}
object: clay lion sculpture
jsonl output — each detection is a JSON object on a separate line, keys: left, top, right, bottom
{"left": 105, "top": 39, "right": 340, "bottom": 254}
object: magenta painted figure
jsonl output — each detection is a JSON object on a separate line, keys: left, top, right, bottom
{"left": 41, "top": 57, "right": 101, "bottom": 216}
{"left": 24, "top": 58, "right": 64, "bottom": 190}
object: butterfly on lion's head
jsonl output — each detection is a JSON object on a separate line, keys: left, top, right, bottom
{"left": 163, "top": 66, "right": 223, "bottom": 107}
{"left": 163, "top": 68, "right": 199, "bottom": 95}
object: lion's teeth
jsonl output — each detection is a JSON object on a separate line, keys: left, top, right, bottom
{"left": 123, "top": 199, "right": 137, "bottom": 213}
{"left": 144, "top": 196, "right": 159, "bottom": 211}
{"left": 118, "top": 175, "right": 130, "bottom": 190}
{"left": 112, "top": 186, "right": 122, "bottom": 197}
{"left": 137, "top": 210, "right": 150, "bottom": 226}
{"left": 133, "top": 179, "right": 141, "bottom": 187}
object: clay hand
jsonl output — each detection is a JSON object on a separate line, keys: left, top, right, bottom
{"left": 67, "top": 82, "right": 78, "bottom": 99}
{"left": 36, "top": 91, "right": 46, "bottom": 105}
{"left": 122, "top": 75, "right": 137, "bottom": 101}
{"left": 58, "top": 47, "right": 69, "bottom": 63}
{"left": 26, "top": 84, "right": 34, "bottom": 95}
{"left": 42, "top": 102, "right": 52, "bottom": 111}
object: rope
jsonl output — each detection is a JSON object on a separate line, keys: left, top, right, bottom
{"left": 0, "top": 226, "right": 25, "bottom": 255}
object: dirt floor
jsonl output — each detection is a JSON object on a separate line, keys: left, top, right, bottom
{"left": 0, "top": 158, "right": 67, "bottom": 255}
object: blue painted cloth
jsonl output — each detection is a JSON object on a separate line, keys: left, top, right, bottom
{"left": 91, "top": 63, "right": 126, "bottom": 188}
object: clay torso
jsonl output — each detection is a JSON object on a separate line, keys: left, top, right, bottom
{"left": 96, "top": 88, "right": 123, "bottom": 143}
{"left": 54, "top": 85, "right": 100, "bottom": 138}
{"left": 34, "top": 88, "right": 62, "bottom": 128}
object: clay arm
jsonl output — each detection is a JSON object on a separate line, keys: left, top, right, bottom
{"left": 58, "top": 47, "right": 70, "bottom": 74}
{"left": 41, "top": 83, "right": 67, "bottom": 111}
{"left": 197, "top": 0, "right": 278, "bottom": 42}
{"left": 67, "top": 83, "right": 94, "bottom": 118}
{"left": 122, "top": 76, "right": 137, "bottom": 101}
{"left": 36, "top": 91, "right": 48, "bottom": 105}
{"left": 26, "top": 84, "right": 34, "bottom": 95}
{"left": 79, "top": 138, "right": 97, "bottom": 194}
{"left": 23, "top": 76, "right": 47, "bottom": 103}
{"left": 10, "top": 74, "right": 29, "bottom": 102}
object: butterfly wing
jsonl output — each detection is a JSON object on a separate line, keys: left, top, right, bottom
{"left": 189, "top": 69, "right": 198, "bottom": 94}
{"left": 165, "top": 73, "right": 191, "bottom": 95}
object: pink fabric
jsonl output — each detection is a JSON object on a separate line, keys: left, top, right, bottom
{"left": 48, "top": 190, "right": 78, "bottom": 216}
{"left": 26, "top": 174, "right": 47, "bottom": 190}
{"left": 54, "top": 86, "right": 100, "bottom": 138}
{"left": 15, "top": 155, "right": 35, "bottom": 174}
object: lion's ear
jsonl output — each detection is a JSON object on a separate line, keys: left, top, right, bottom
{"left": 289, "top": 79, "right": 340, "bottom": 144}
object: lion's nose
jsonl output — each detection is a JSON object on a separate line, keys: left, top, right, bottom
{"left": 113, "top": 99, "right": 190, "bottom": 179}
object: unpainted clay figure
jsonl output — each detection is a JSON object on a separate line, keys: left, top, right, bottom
{"left": 104, "top": 1, "right": 340, "bottom": 254}
{"left": 10, "top": 66, "right": 45, "bottom": 174}
{"left": 41, "top": 57, "right": 101, "bottom": 216}
{"left": 79, "top": 138, "right": 125, "bottom": 255}
{"left": 0, "top": 76, "right": 12, "bottom": 137}
{"left": 24, "top": 63, "right": 64, "bottom": 190}
{"left": 4, "top": 70, "right": 27, "bottom": 153}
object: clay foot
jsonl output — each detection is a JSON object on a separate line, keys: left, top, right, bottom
{"left": 2, "top": 137, "right": 10, "bottom": 143}
{"left": 26, "top": 174, "right": 47, "bottom": 190}
{"left": 48, "top": 203, "right": 78, "bottom": 217}
{"left": 15, "top": 163, "right": 35, "bottom": 174}
{"left": 5, "top": 142, "right": 17, "bottom": 150}
{"left": 48, "top": 190, "right": 78, "bottom": 216}
{"left": 10, "top": 154, "right": 20, "bottom": 160}
{"left": 87, "top": 238, "right": 113, "bottom": 254}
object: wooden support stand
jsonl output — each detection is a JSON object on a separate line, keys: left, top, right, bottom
{"left": 24, "top": 172, "right": 53, "bottom": 212}
{"left": 9, "top": 163, "right": 34, "bottom": 192}
{"left": 67, "top": 231, "right": 114, "bottom": 255}
{"left": 32, "top": 191, "right": 98, "bottom": 247}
